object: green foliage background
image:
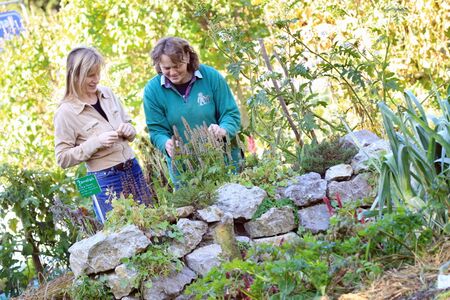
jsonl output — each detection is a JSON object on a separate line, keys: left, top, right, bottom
{"left": 1, "top": 0, "right": 448, "bottom": 168}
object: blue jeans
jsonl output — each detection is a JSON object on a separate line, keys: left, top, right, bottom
{"left": 88, "top": 158, "right": 153, "bottom": 223}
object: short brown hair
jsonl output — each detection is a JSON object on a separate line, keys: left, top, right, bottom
{"left": 151, "top": 37, "right": 200, "bottom": 73}
{"left": 64, "top": 46, "right": 104, "bottom": 100}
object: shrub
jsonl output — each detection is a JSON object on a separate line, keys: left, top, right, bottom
{"left": 298, "top": 136, "right": 358, "bottom": 176}
{"left": 103, "top": 194, "right": 179, "bottom": 235}
{"left": 0, "top": 164, "right": 81, "bottom": 295}
{"left": 161, "top": 119, "right": 244, "bottom": 209}
{"left": 171, "top": 118, "right": 244, "bottom": 185}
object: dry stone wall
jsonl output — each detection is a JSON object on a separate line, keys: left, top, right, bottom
{"left": 68, "top": 130, "right": 389, "bottom": 299}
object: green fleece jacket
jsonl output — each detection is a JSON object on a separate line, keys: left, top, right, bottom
{"left": 143, "top": 64, "right": 241, "bottom": 155}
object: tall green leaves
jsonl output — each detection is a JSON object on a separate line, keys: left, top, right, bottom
{"left": 377, "top": 89, "right": 450, "bottom": 231}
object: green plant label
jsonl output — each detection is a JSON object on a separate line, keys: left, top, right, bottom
{"left": 75, "top": 174, "right": 101, "bottom": 197}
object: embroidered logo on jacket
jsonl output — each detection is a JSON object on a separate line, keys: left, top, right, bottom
{"left": 197, "top": 93, "right": 211, "bottom": 106}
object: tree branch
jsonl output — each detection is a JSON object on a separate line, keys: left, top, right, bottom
{"left": 259, "top": 38, "right": 303, "bottom": 147}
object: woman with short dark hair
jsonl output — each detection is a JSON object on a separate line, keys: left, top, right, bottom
{"left": 143, "top": 37, "right": 242, "bottom": 184}
{"left": 150, "top": 37, "right": 200, "bottom": 74}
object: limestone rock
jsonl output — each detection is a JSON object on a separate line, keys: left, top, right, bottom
{"left": 352, "top": 139, "right": 390, "bottom": 173}
{"left": 169, "top": 219, "right": 208, "bottom": 258}
{"left": 236, "top": 236, "right": 253, "bottom": 245}
{"left": 298, "top": 204, "right": 330, "bottom": 233}
{"left": 213, "top": 213, "right": 240, "bottom": 260}
{"left": 341, "top": 130, "right": 381, "bottom": 149}
{"left": 328, "top": 173, "right": 373, "bottom": 203}
{"left": 143, "top": 266, "right": 197, "bottom": 300}
{"left": 176, "top": 206, "right": 195, "bottom": 218}
{"left": 105, "top": 264, "right": 138, "bottom": 299}
{"left": 185, "top": 244, "right": 222, "bottom": 276}
{"left": 216, "top": 183, "right": 267, "bottom": 220}
{"left": 279, "top": 173, "right": 327, "bottom": 207}
{"left": 197, "top": 205, "right": 224, "bottom": 223}
{"left": 244, "top": 207, "right": 296, "bottom": 238}
{"left": 68, "top": 225, "right": 150, "bottom": 277}
{"left": 253, "top": 232, "right": 300, "bottom": 246}
{"left": 325, "top": 164, "right": 353, "bottom": 181}
{"left": 121, "top": 296, "right": 140, "bottom": 300}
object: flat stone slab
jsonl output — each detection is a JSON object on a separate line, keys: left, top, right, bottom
{"left": 253, "top": 232, "right": 300, "bottom": 246}
{"left": 280, "top": 172, "right": 327, "bottom": 207}
{"left": 244, "top": 207, "right": 296, "bottom": 238}
{"left": 216, "top": 183, "right": 267, "bottom": 220}
{"left": 185, "top": 244, "right": 222, "bottom": 276}
{"left": 298, "top": 204, "right": 330, "bottom": 233}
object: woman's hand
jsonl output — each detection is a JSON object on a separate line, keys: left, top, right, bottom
{"left": 117, "top": 122, "right": 136, "bottom": 140}
{"left": 98, "top": 131, "right": 119, "bottom": 147}
{"left": 165, "top": 139, "right": 174, "bottom": 157}
{"left": 208, "top": 124, "right": 227, "bottom": 138}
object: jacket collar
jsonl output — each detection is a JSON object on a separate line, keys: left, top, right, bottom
{"left": 160, "top": 69, "right": 203, "bottom": 88}
{"left": 63, "top": 86, "right": 111, "bottom": 115}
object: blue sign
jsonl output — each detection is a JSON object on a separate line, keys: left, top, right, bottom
{"left": 0, "top": 10, "right": 24, "bottom": 39}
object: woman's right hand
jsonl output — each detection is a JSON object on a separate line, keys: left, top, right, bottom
{"left": 98, "top": 131, "right": 119, "bottom": 148}
{"left": 165, "top": 139, "right": 174, "bottom": 157}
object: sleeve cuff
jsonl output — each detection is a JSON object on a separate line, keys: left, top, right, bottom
{"left": 220, "top": 124, "right": 235, "bottom": 137}
{"left": 158, "top": 136, "right": 170, "bottom": 154}
{"left": 81, "top": 136, "right": 102, "bottom": 156}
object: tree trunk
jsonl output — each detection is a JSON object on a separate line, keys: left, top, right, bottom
{"left": 25, "top": 231, "right": 45, "bottom": 284}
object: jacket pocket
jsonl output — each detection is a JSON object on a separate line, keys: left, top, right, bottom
{"left": 82, "top": 120, "right": 101, "bottom": 135}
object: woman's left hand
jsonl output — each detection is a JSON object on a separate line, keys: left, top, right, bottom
{"left": 117, "top": 122, "right": 136, "bottom": 140}
{"left": 208, "top": 124, "right": 227, "bottom": 138}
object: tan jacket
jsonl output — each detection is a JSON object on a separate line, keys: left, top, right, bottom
{"left": 54, "top": 86, "right": 135, "bottom": 172}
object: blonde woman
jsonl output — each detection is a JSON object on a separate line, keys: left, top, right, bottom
{"left": 54, "top": 46, "right": 152, "bottom": 222}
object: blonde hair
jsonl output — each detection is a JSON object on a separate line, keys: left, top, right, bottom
{"left": 64, "top": 46, "right": 104, "bottom": 100}
{"left": 151, "top": 37, "right": 200, "bottom": 73}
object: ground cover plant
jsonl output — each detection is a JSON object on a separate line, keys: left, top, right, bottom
{"left": 235, "top": 154, "right": 295, "bottom": 198}
{"left": 185, "top": 208, "right": 434, "bottom": 299}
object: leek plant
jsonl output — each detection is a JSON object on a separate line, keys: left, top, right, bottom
{"left": 376, "top": 89, "right": 450, "bottom": 232}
